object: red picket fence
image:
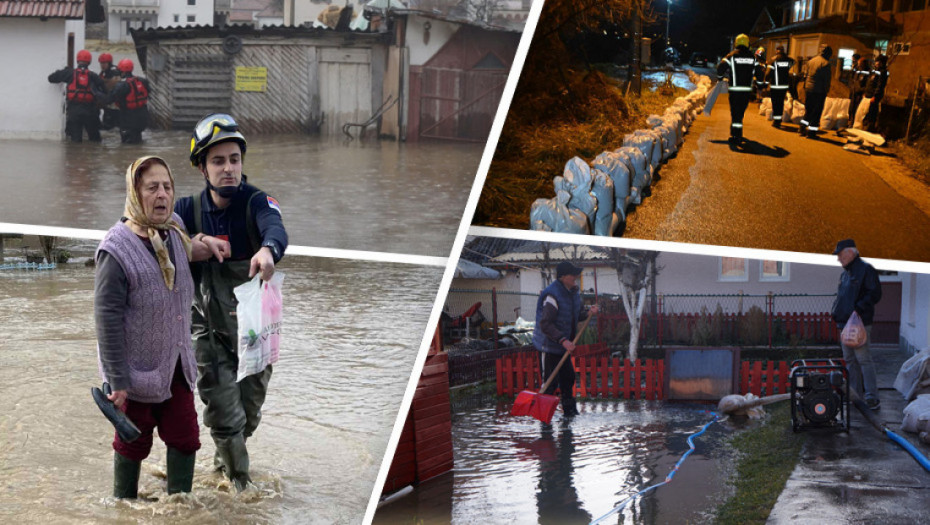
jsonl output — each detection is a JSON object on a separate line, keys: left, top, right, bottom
{"left": 497, "top": 353, "right": 794, "bottom": 400}
{"left": 496, "top": 353, "right": 665, "bottom": 400}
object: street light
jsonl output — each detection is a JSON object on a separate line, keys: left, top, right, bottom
{"left": 666, "top": 0, "right": 672, "bottom": 47}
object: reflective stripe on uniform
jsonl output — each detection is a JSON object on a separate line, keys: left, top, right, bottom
{"left": 770, "top": 85, "right": 788, "bottom": 90}
{"left": 732, "top": 123, "right": 743, "bottom": 128}
{"left": 773, "top": 115, "right": 782, "bottom": 120}
{"left": 800, "top": 119, "right": 809, "bottom": 126}
{"left": 809, "top": 126, "right": 819, "bottom": 131}
{"left": 729, "top": 86, "right": 752, "bottom": 92}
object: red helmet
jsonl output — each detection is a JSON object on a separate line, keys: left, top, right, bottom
{"left": 99, "top": 53, "right": 113, "bottom": 64}
{"left": 117, "top": 59, "right": 134, "bottom": 73}
{"left": 76, "top": 50, "right": 92, "bottom": 63}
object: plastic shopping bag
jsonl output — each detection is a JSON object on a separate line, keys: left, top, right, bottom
{"left": 841, "top": 311, "right": 867, "bottom": 349}
{"left": 233, "top": 272, "right": 285, "bottom": 382}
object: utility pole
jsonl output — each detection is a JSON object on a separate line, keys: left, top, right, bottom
{"left": 632, "top": 3, "right": 642, "bottom": 95}
{"left": 666, "top": 0, "right": 672, "bottom": 46}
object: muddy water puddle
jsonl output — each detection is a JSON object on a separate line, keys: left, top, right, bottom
{"left": 0, "top": 133, "right": 481, "bottom": 256}
{"left": 0, "top": 250, "right": 441, "bottom": 524}
{"left": 375, "top": 398, "right": 742, "bottom": 524}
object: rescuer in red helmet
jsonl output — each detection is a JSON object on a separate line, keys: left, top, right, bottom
{"left": 104, "top": 59, "right": 152, "bottom": 144}
{"left": 47, "top": 49, "right": 105, "bottom": 142}
{"left": 97, "top": 52, "right": 121, "bottom": 130}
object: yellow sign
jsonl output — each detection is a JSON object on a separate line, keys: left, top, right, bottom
{"left": 235, "top": 67, "right": 267, "bottom": 92}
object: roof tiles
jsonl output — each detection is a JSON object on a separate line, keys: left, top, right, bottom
{"left": 0, "top": 0, "right": 85, "bottom": 18}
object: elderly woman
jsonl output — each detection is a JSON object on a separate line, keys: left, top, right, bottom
{"left": 95, "top": 156, "right": 229, "bottom": 498}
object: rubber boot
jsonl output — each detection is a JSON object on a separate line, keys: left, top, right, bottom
{"left": 113, "top": 452, "right": 141, "bottom": 499}
{"left": 213, "top": 449, "right": 225, "bottom": 474}
{"left": 214, "top": 434, "right": 252, "bottom": 491}
{"left": 799, "top": 125, "right": 808, "bottom": 137}
{"left": 166, "top": 447, "right": 196, "bottom": 494}
{"left": 561, "top": 397, "right": 579, "bottom": 418}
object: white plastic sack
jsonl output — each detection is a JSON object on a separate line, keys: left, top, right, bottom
{"left": 592, "top": 152, "right": 631, "bottom": 220}
{"left": 556, "top": 157, "right": 597, "bottom": 231}
{"left": 894, "top": 348, "right": 930, "bottom": 401}
{"left": 591, "top": 169, "right": 618, "bottom": 236}
{"left": 901, "top": 394, "right": 930, "bottom": 434}
{"left": 233, "top": 272, "right": 284, "bottom": 382}
{"left": 703, "top": 80, "right": 727, "bottom": 116}
{"left": 529, "top": 190, "right": 589, "bottom": 234}
{"left": 853, "top": 97, "right": 871, "bottom": 129}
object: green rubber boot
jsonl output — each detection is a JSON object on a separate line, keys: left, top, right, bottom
{"left": 166, "top": 447, "right": 196, "bottom": 494}
{"left": 214, "top": 434, "right": 252, "bottom": 491}
{"left": 113, "top": 452, "right": 141, "bottom": 499}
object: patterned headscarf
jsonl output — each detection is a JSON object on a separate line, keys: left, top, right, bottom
{"left": 123, "top": 155, "right": 192, "bottom": 289}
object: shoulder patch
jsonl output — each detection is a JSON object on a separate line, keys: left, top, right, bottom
{"left": 266, "top": 196, "right": 281, "bottom": 214}
{"left": 544, "top": 296, "right": 558, "bottom": 309}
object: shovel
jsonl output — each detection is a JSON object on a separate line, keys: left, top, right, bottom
{"left": 511, "top": 315, "right": 593, "bottom": 424}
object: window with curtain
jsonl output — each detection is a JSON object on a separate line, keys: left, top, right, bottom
{"left": 719, "top": 258, "right": 748, "bottom": 281}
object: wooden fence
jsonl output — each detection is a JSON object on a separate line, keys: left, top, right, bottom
{"left": 497, "top": 354, "right": 794, "bottom": 400}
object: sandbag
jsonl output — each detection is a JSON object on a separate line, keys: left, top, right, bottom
{"left": 901, "top": 394, "right": 930, "bottom": 434}
{"left": 624, "top": 133, "right": 659, "bottom": 174}
{"left": 703, "top": 80, "right": 727, "bottom": 116}
{"left": 529, "top": 190, "right": 589, "bottom": 234}
{"left": 759, "top": 97, "right": 771, "bottom": 116}
{"left": 894, "top": 348, "right": 930, "bottom": 401}
{"left": 591, "top": 169, "right": 617, "bottom": 236}
{"left": 616, "top": 147, "right": 649, "bottom": 204}
{"left": 555, "top": 157, "right": 597, "bottom": 231}
{"left": 592, "top": 151, "right": 631, "bottom": 220}
{"left": 853, "top": 97, "right": 871, "bottom": 129}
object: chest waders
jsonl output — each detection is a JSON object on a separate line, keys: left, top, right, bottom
{"left": 190, "top": 191, "right": 273, "bottom": 491}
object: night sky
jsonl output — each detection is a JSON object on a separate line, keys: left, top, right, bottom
{"left": 651, "top": 0, "right": 787, "bottom": 57}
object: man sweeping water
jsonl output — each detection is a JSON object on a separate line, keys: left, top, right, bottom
{"left": 532, "top": 261, "right": 599, "bottom": 419}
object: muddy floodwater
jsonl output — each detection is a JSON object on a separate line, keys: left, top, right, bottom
{"left": 0, "top": 247, "right": 441, "bottom": 524}
{"left": 375, "top": 395, "right": 741, "bottom": 524}
{"left": 0, "top": 134, "right": 482, "bottom": 256}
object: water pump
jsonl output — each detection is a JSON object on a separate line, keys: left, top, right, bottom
{"left": 790, "top": 359, "right": 850, "bottom": 432}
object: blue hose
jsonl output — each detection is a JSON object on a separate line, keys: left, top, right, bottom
{"left": 884, "top": 428, "right": 930, "bottom": 472}
{"left": 589, "top": 413, "right": 720, "bottom": 525}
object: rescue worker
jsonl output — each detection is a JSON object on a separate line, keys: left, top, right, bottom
{"left": 174, "top": 113, "right": 288, "bottom": 491}
{"left": 98, "top": 53, "right": 121, "bottom": 131}
{"left": 849, "top": 56, "right": 870, "bottom": 127}
{"left": 765, "top": 46, "right": 796, "bottom": 128}
{"left": 799, "top": 44, "right": 833, "bottom": 139}
{"left": 47, "top": 49, "right": 105, "bottom": 143}
{"left": 106, "top": 59, "right": 151, "bottom": 144}
{"left": 863, "top": 54, "right": 889, "bottom": 133}
{"left": 753, "top": 47, "right": 768, "bottom": 102}
{"left": 532, "top": 261, "right": 599, "bottom": 420}
{"left": 716, "top": 34, "right": 757, "bottom": 145}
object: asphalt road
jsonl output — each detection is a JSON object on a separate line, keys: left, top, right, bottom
{"left": 621, "top": 94, "right": 930, "bottom": 263}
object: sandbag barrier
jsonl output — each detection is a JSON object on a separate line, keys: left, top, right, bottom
{"left": 758, "top": 94, "right": 877, "bottom": 131}
{"left": 530, "top": 71, "right": 713, "bottom": 236}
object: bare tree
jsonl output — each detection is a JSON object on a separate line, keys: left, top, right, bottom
{"left": 39, "top": 236, "right": 57, "bottom": 264}
{"left": 539, "top": 242, "right": 555, "bottom": 286}
{"left": 459, "top": 0, "right": 501, "bottom": 24}
{"left": 600, "top": 248, "right": 658, "bottom": 360}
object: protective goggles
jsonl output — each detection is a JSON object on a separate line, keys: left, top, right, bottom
{"left": 192, "top": 113, "right": 239, "bottom": 150}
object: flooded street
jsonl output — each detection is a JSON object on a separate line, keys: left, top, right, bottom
{"left": 375, "top": 395, "right": 741, "bottom": 524}
{"left": 0, "top": 133, "right": 482, "bottom": 257}
{"left": 0, "top": 244, "right": 441, "bottom": 524}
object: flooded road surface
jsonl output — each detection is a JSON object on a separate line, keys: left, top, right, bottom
{"left": 0, "top": 245, "right": 441, "bottom": 524}
{"left": 375, "top": 396, "right": 741, "bottom": 524}
{"left": 0, "top": 133, "right": 482, "bottom": 257}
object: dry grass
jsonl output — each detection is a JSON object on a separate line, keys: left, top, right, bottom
{"left": 475, "top": 71, "right": 687, "bottom": 229}
{"left": 892, "top": 137, "right": 930, "bottom": 186}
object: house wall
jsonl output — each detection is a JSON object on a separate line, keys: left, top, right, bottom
{"left": 157, "top": 0, "right": 215, "bottom": 28}
{"left": 879, "top": 8, "right": 930, "bottom": 106}
{"left": 900, "top": 273, "right": 930, "bottom": 355}
{"left": 289, "top": 0, "right": 364, "bottom": 27}
{"left": 0, "top": 18, "right": 78, "bottom": 140}
{"left": 406, "top": 16, "right": 458, "bottom": 66}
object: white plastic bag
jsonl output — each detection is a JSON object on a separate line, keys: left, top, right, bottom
{"left": 841, "top": 311, "right": 867, "bottom": 349}
{"left": 233, "top": 272, "right": 285, "bottom": 382}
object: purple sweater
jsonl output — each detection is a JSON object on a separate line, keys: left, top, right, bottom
{"left": 95, "top": 219, "right": 196, "bottom": 403}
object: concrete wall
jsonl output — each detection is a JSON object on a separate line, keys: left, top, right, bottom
{"left": 879, "top": 8, "right": 930, "bottom": 106}
{"left": 0, "top": 18, "right": 79, "bottom": 140}
{"left": 406, "top": 16, "right": 458, "bottom": 66}
{"left": 900, "top": 273, "right": 930, "bottom": 355}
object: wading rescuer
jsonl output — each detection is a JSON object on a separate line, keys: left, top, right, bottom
{"left": 106, "top": 59, "right": 150, "bottom": 144}
{"left": 97, "top": 53, "right": 121, "bottom": 131}
{"left": 95, "top": 156, "right": 229, "bottom": 498}
{"left": 799, "top": 44, "right": 833, "bottom": 139}
{"left": 716, "top": 34, "right": 757, "bottom": 145}
{"left": 174, "top": 113, "right": 288, "bottom": 491}
{"left": 765, "top": 46, "right": 796, "bottom": 128}
{"left": 831, "top": 239, "right": 882, "bottom": 410}
{"left": 47, "top": 49, "right": 105, "bottom": 143}
{"left": 532, "top": 261, "right": 599, "bottom": 419}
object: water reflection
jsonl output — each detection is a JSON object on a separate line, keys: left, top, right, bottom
{"left": 374, "top": 398, "right": 736, "bottom": 525}
{"left": 0, "top": 133, "right": 481, "bottom": 256}
{"left": 0, "top": 249, "right": 441, "bottom": 523}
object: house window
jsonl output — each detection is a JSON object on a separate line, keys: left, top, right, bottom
{"left": 719, "top": 258, "right": 748, "bottom": 282}
{"left": 173, "top": 14, "right": 180, "bottom": 23}
{"left": 794, "top": 0, "right": 814, "bottom": 21}
{"left": 838, "top": 48, "right": 855, "bottom": 70}
{"left": 892, "top": 42, "right": 912, "bottom": 55}
{"left": 760, "top": 261, "right": 790, "bottom": 282}
{"left": 187, "top": 15, "right": 196, "bottom": 22}
{"left": 874, "top": 39, "right": 889, "bottom": 54}
{"left": 188, "top": 0, "right": 196, "bottom": 4}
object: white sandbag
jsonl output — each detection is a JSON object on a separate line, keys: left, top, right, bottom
{"left": 790, "top": 100, "right": 805, "bottom": 124}
{"left": 591, "top": 169, "right": 618, "bottom": 236}
{"left": 760, "top": 97, "right": 771, "bottom": 116}
{"left": 703, "top": 80, "right": 727, "bottom": 116}
{"left": 592, "top": 151, "right": 632, "bottom": 220}
{"left": 617, "top": 146, "right": 650, "bottom": 204}
{"left": 624, "top": 132, "right": 660, "bottom": 174}
{"left": 820, "top": 98, "right": 838, "bottom": 130}
{"left": 555, "top": 157, "right": 597, "bottom": 231}
{"left": 529, "top": 190, "right": 589, "bottom": 234}
{"left": 894, "top": 348, "right": 930, "bottom": 401}
{"left": 853, "top": 97, "right": 871, "bottom": 129}
{"left": 902, "top": 394, "right": 930, "bottom": 434}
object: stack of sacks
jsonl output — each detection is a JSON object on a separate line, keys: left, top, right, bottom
{"left": 623, "top": 132, "right": 661, "bottom": 176}
{"left": 646, "top": 114, "right": 680, "bottom": 160}
{"left": 902, "top": 395, "right": 930, "bottom": 444}
{"left": 590, "top": 169, "right": 620, "bottom": 236}
{"left": 554, "top": 157, "right": 597, "bottom": 232}
{"left": 530, "top": 190, "right": 588, "bottom": 233}
{"left": 615, "top": 147, "right": 650, "bottom": 204}
{"left": 788, "top": 99, "right": 805, "bottom": 124}
{"left": 592, "top": 151, "right": 632, "bottom": 221}
{"left": 819, "top": 97, "right": 851, "bottom": 130}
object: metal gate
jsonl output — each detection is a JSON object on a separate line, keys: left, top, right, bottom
{"left": 419, "top": 67, "right": 508, "bottom": 142}
{"left": 170, "top": 54, "right": 232, "bottom": 129}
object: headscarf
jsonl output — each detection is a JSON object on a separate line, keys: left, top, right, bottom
{"left": 123, "top": 155, "right": 192, "bottom": 289}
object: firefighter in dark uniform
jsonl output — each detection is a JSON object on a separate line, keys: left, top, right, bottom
{"left": 47, "top": 49, "right": 105, "bottom": 143}
{"left": 863, "top": 54, "right": 889, "bottom": 133}
{"left": 106, "top": 59, "right": 151, "bottom": 144}
{"left": 174, "top": 113, "right": 288, "bottom": 491}
{"left": 98, "top": 53, "right": 121, "bottom": 130}
{"left": 753, "top": 47, "right": 768, "bottom": 103}
{"left": 716, "top": 34, "right": 757, "bottom": 145}
{"left": 849, "top": 56, "right": 870, "bottom": 126}
{"left": 799, "top": 44, "right": 833, "bottom": 138}
{"left": 765, "top": 46, "right": 796, "bottom": 128}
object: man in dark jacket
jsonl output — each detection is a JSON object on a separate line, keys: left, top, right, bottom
{"left": 47, "top": 49, "right": 105, "bottom": 143}
{"left": 831, "top": 239, "right": 882, "bottom": 410}
{"left": 765, "top": 46, "right": 796, "bottom": 128}
{"left": 863, "top": 54, "right": 889, "bottom": 133}
{"left": 532, "top": 261, "right": 599, "bottom": 419}
{"left": 106, "top": 59, "right": 151, "bottom": 144}
{"left": 716, "top": 33, "right": 758, "bottom": 145}
{"left": 799, "top": 44, "right": 834, "bottom": 138}
{"left": 97, "top": 53, "right": 121, "bottom": 130}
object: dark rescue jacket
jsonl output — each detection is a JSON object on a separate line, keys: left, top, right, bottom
{"left": 766, "top": 55, "right": 795, "bottom": 90}
{"left": 864, "top": 68, "right": 889, "bottom": 101}
{"left": 717, "top": 47, "right": 757, "bottom": 93}
{"left": 831, "top": 256, "right": 882, "bottom": 326}
{"left": 533, "top": 280, "right": 582, "bottom": 355}
{"left": 67, "top": 67, "right": 95, "bottom": 104}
